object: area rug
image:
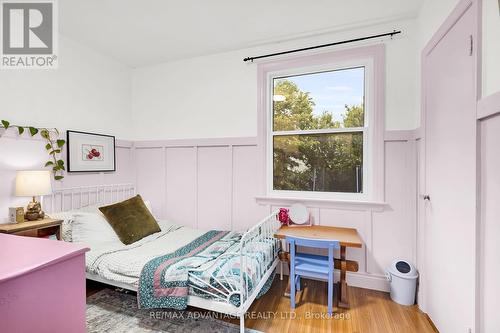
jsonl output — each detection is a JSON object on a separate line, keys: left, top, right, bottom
{"left": 86, "top": 288, "right": 261, "bottom": 333}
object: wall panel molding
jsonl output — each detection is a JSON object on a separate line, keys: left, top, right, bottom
{"left": 384, "top": 128, "right": 422, "bottom": 141}
{"left": 0, "top": 130, "right": 417, "bottom": 293}
{"left": 478, "top": 91, "right": 500, "bottom": 120}
{"left": 134, "top": 137, "right": 257, "bottom": 148}
{"left": 477, "top": 92, "right": 500, "bottom": 333}
{"left": 133, "top": 136, "right": 417, "bottom": 292}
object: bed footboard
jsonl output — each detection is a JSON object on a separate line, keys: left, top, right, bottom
{"left": 187, "top": 210, "right": 280, "bottom": 315}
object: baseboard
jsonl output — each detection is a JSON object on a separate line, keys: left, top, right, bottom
{"left": 345, "top": 271, "right": 390, "bottom": 292}
{"left": 422, "top": 312, "right": 440, "bottom": 333}
{"left": 278, "top": 265, "right": 390, "bottom": 292}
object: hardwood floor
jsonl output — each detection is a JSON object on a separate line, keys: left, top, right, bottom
{"left": 86, "top": 278, "right": 436, "bottom": 333}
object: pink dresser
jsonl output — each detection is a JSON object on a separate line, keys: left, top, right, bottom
{"left": 0, "top": 234, "right": 89, "bottom": 333}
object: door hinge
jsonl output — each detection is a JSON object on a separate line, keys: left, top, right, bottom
{"left": 469, "top": 35, "right": 473, "bottom": 56}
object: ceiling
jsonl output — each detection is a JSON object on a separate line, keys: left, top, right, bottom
{"left": 59, "top": 0, "right": 424, "bottom": 68}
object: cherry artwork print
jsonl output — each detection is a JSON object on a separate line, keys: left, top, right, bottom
{"left": 82, "top": 144, "right": 104, "bottom": 161}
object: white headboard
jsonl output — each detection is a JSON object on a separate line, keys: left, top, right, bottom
{"left": 43, "top": 183, "right": 136, "bottom": 213}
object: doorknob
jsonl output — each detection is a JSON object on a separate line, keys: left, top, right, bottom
{"left": 422, "top": 195, "right": 431, "bottom": 201}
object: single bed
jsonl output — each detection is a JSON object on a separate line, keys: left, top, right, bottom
{"left": 45, "top": 183, "right": 280, "bottom": 333}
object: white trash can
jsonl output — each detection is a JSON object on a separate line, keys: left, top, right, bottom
{"left": 386, "top": 260, "right": 418, "bottom": 306}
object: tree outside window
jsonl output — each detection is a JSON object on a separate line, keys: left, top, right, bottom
{"left": 272, "top": 67, "right": 365, "bottom": 193}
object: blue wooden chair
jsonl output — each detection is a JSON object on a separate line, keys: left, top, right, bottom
{"left": 286, "top": 236, "right": 340, "bottom": 315}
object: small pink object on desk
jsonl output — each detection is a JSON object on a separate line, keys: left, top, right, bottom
{"left": 0, "top": 234, "right": 89, "bottom": 333}
{"left": 278, "top": 204, "right": 313, "bottom": 227}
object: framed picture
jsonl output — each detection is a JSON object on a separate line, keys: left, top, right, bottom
{"left": 67, "top": 130, "right": 116, "bottom": 172}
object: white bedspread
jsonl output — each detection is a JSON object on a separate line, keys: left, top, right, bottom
{"left": 82, "top": 220, "right": 206, "bottom": 287}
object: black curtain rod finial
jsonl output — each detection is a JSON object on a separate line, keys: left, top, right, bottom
{"left": 243, "top": 30, "right": 401, "bottom": 62}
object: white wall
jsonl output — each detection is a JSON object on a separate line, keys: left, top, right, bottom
{"left": 418, "top": 0, "right": 500, "bottom": 99}
{"left": 482, "top": 0, "right": 500, "bottom": 97}
{"left": 132, "top": 19, "right": 418, "bottom": 140}
{"left": 0, "top": 36, "right": 132, "bottom": 139}
{"left": 0, "top": 35, "right": 134, "bottom": 221}
{"left": 417, "top": 0, "right": 462, "bottom": 50}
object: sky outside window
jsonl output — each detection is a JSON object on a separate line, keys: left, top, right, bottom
{"left": 273, "top": 67, "right": 365, "bottom": 129}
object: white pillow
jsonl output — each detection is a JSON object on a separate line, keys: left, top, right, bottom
{"left": 48, "top": 204, "right": 104, "bottom": 242}
{"left": 48, "top": 211, "right": 75, "bottom": 242}
{"left": 72, "top": 212, "right": 120, "bottom": 245}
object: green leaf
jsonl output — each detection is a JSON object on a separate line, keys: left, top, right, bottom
{"left": 17, "top": 127, "right": 24, "bottom": 135}
{"left": 1, "top": 120, "right": 9, "bottom": 128}
{"left": 45, "top": 143, "right": 52, "bottom": 150}
{"left": 49, "top": 149, "right": 61, "bottom": 155}
{"left": 56, "top": 139, "right": 65, "bottom": 147}
{"left": 57, "top": 159, "right": 64, "bottom": 165}
{"left": 29, "top": 127, "right": 38, "bottom": 136}
{"left": 40, "top": 129, "right": 50, "bottom": 139}
{"left": 52, "top": 166, "right": 60, "bottom": 171}
{"left": 54, "top": 176, "right": 64, "bottom": 181}
{"left": 44, "top": 161, "right": 54, "bottom": 167}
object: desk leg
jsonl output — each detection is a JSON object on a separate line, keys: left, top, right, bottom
{"left": 283, "top": 241, "right": 291, "bottom": 297}
{"left": 338, "top": 245, "right": 350, "bottom": 308}
{"left": 284, "top": 271, "right": 291, "bottom": 297}
{"left": 56, "top": 225, "right": 61, "bottom": 240}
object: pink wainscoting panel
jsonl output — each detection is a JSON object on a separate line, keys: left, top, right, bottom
{"left": 232, "top": 145, "right": 269, "bottom": 231}
{"left": 165, "top": 147, "right": 197, "bottom": 228}
{"left": 197, "top": 146, "right": 232, "bottom": 230}
{"left": 135, "top": 147, "right": 165, "bottom": 218}
{"left": 319, "top": 208, "right": 367, "bottom": 273}
{"left": 479, "top": 114, "right": 500, "bottom": 333}
{"left": 372, "top": 141, "right": 416, "bottom": 275}
{"left": 265, "top": 138, "right": 417, "bottom": 292}
{"left": 102, "top": 146, "right": 135, "bottom": 184}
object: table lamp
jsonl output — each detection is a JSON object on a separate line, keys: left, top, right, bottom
{"left": 15, "top": 170, "right": 52, "bottom": 221}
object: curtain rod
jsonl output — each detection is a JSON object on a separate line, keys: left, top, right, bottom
{"left": 243, "top": 30, "right": 401, "bottom": 62}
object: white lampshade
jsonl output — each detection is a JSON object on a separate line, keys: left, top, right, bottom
{"left": 15, "top": 170, "right": 53, "bottom": 197}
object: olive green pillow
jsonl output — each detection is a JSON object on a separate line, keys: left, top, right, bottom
{"left": 99, "top": 195, "right": 160, "bottom": 245}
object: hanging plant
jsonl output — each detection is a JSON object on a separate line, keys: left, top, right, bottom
{"left": 1, "top": 120, "right": 66, "bottom": 180}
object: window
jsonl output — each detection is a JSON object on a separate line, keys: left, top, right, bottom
{"left": 272, "top": 67, "right": 366, "bottom": 195}
{"left": 261, "top": 49, "right": 384, "bottom": 201}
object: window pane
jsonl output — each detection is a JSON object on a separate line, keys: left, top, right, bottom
{"left": 273, "top": 132, "right": 363, "bottom": 193}
{"left": 273, "top": 67, "right": 365, "bottom": 131}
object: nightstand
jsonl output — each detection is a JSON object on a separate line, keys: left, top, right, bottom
{"left": 0, "top": 218, "right": 63, "bottom": 240}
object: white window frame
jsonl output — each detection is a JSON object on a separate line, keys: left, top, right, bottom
{"left": 265, "top": 57, "right": 376, "bottom": 201}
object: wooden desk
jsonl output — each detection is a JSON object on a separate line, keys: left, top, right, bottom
{"left": 274, "top": 225, "right": 363, "bottom": 308}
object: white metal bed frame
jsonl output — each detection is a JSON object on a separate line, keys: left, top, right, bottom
{"left": 45, "top": 183, "right": 280, "bottom": 333}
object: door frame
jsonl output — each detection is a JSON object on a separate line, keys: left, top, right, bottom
{"left": 418, "top": 0, "right": 482, "bottom": 329}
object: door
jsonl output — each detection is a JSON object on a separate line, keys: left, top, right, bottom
{"left": 422, "top": 2, "right": 477, "bottom": 333}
